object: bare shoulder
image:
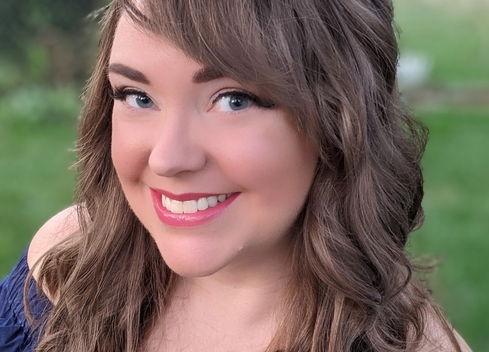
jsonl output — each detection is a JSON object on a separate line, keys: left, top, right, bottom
{"left": 27, "top": 205, "right": 80, "bottom": 275}
{"left": 418, "top": 306, "right": 472, "bottom": 352}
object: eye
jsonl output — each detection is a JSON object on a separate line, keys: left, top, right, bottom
{"left": 111, "top": 87, "right": 156, "bottom": 109}
{"left": 213, "top": 90, "right": 275, "bottom": 112}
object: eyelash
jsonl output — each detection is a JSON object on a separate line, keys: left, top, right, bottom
{"left": 212, "top": 90, "right": 275, "bottom": 109}
{"left": 110, "top": 87, "right": 149, "bottom": 102}
{"left": 109, "top": 87, "right": 276, "bottom": 109}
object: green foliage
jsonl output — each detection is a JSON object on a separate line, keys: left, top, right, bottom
{"left": 0, "top": 60, "right": 23, "bottom": 90}
{"left": 0, "top": 86, "right": 82, "bottom": 124}
{"left": 1, "top": 98, "right": 487, "bottom": 350}
{"left": 409, "top": 108, "right": 489, "bottom": 351}
{"left": 394, "top": 0, "right": 489, "bottom": 84}
{"left": 0, "top": 0, "right": 487, "bottom": 350}
{"left": 26, "top": 44, "right": 51, "bottom": 82}
{"left": 0, "top": 0, "right": 104, "bottom": 89}
{"left": 0, "top": 87, "right": 78, "bottom": 277}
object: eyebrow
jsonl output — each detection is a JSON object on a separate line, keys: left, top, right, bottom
{"left": 107, "top": 63, "right": 224, "bottom": 85}
{"left": 192, "top": 67, "right": 224, "bottom": 83}
{"left": 107, "top": 63, "right": 150, "bottom": 84}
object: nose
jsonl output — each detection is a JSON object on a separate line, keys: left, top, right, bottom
{"left": 148, "top": 110, "right": 207, "bottom": 178}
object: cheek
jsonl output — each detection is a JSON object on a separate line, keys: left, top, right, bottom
{"left": 218, "top": 117, "right": 317, "bottom": 205}
{"left": 111, "top": 117, "right": 151, "bottom": 182}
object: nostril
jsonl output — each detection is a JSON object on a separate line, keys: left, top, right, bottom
{"left": 148, "top": 142, "right": 207, "bottom": 178}
{"left": 147, "top": 109, "right": 208, "bottom": 177}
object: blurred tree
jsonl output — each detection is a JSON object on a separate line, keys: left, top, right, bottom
{"left": 0, "top": 0, "right": 107, "bottom": 88}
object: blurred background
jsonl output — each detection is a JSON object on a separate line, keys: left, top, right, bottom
{"left": 1, "top": 0, "right": 488, "bottom": 349}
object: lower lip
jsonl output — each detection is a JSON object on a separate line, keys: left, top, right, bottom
{"left": 150, "top": 189, "right": 239, "bottom": 228}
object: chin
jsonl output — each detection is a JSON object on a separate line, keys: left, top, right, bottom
{"left": 164, "top": 258, "right": 230, "bottom": 278}
{"left": 154, "top": 241, "right": 237, "bottom": 278}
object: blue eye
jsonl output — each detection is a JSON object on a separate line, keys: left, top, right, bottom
{"left": 111, "top": 88, "right": 156, "bottom": 109}
{"left": 216, "top": 93, "right": 251, "bottom": 111}
{"left": 127, "top": 94, "right": 154, "bottom": 109}
{"left": 213, "top": 90, "right": 275, "bottom": 112}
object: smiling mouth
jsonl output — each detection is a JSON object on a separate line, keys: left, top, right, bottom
{"left": 162, "top": 194, "right": 232, "bottom": 214}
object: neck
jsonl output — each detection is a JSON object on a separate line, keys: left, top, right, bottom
{"left": 147, "top": 235, "right": 297, "bottom": 351}
{"left": 176, "top": 250, "right": 292, "bottom": 327}
{"left": 149, "top": 248, "right": 293, "bottom": 351}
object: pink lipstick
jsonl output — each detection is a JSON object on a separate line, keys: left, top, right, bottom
{"left": 150, "top": 188, "right": 239, "bottom": 227}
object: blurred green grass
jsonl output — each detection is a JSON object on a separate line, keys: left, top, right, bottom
{"left": 0, "top": 87, "right": 78, "bottom": 275}
{"left": 394, "top": 0, "right": 489, "bottom": 85}
{"left": 409, "top": 108, "right": 489, "bottom": 351}
{"left": 0, "top": 0, "right": 488, "bottom": 350}
{"left": 1, "top": 93, "right": 487, "bottom": 351}
{"left": 393, "top": 1, "right": 489, "bottom": 348}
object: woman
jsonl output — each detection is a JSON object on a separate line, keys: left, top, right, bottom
{"left": 0, "top": 0, "right": 471, "bottom": 351}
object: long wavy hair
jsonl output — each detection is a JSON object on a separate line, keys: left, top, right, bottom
{"left": 29, "top": 0, "right": 461, "bottom": 351}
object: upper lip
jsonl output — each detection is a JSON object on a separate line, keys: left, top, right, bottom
{"left": 151, "top": 188, "right": 231, "bottom": 202}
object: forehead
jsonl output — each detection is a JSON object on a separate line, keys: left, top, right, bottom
{"left": 111, "top": 15, "right": 165, "bottom": 57}
{"left": 109, "top": 15, "right": 226, "bottom": 85}
{"left": 110, "top": 15, "right": 197, "bottom": 67}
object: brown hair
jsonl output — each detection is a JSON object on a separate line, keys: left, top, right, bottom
{"left": 31, "top": 0, "right": 461, "bottom": 351}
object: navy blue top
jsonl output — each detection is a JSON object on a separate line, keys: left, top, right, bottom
{"left": 0, "top": 252, "right": 51, "bottom": 351}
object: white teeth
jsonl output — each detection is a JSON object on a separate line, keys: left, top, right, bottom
{"left": 171, "top": 200, "right": 183, "bottom": 214}
{"left": 183, "top": 200, "right": 198, "bottom": 214}
{"left": 162, "top": 194, "right": 230, "bottom": 214}
{"left": 197, "top": 197, "right": 209, "bottom": 211}
{"left": 207, "top": 196, "right": 218, "bottom": 207}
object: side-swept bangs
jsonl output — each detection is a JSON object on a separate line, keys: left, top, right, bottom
{"left": 120, "top": 0, "right": 326, "bottom": 150}
{"left": 118, "top": 0, "right": 403, "bottom": 171}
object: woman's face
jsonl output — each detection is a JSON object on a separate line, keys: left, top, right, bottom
{"left": 109, "top": 16, "right": 317, "bottom": 279}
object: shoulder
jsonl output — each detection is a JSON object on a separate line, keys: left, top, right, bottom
{"left": 27, "top": 206, "right": 80, "bottom": 276}
{"left": 418, "top": 306, "right": 472, "bottom": 352}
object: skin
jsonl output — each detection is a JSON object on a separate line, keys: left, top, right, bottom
{"left": 108, "top": 16, "right": 317, "bottom": 350}
{"left": 24, "top": 11, "right": 471, "bottom": 352}
{"left": 108, "top": 15, "right": 317, "bottom": 280}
